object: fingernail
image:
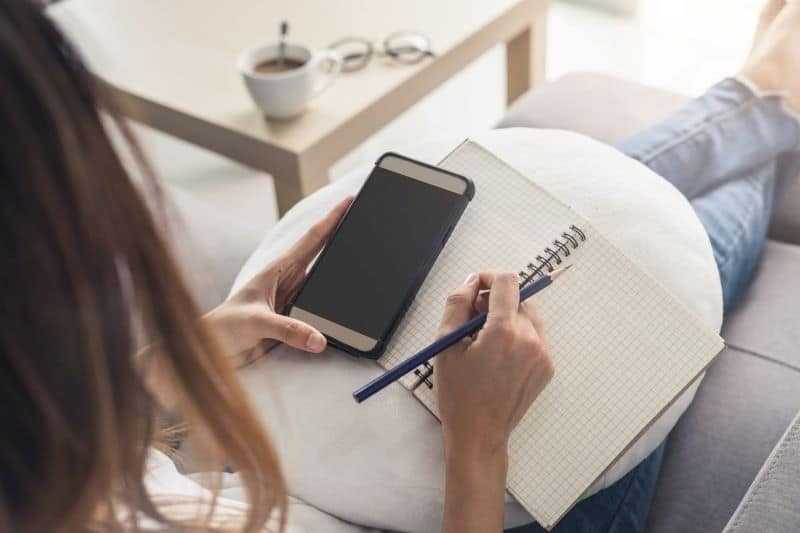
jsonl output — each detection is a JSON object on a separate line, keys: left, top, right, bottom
{"left": 464, "top": 272, "right": 478, "bottom": 285}
{"left": 306, "top": 332, "right": 326, "bottom": 352}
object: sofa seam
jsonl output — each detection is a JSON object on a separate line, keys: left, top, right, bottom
{"left": 725, "top": 342, "right": 800, "bottom": 373}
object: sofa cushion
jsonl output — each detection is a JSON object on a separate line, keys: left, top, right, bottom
{"left": 722, "top": 241, "right": 800, "bottom": 369}
{"left": 497, "top": 72, "right": 800, "bottom": 245}
{"left": 499, "top": 72, "right": 687, "bottom": 145}
{"left": 648, "top": 229, "right": 800, "bottom": 533}
{"left": 646, "top": 346, "right": 800, "bottom": 533}
{"left": 647, "top": 240, "right": 800, "bottom": 533}
{"left": 772, "top": 176, "right": 800, "bottom": 244}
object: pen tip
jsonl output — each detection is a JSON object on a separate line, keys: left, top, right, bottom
{"left": 550, "top": 264, "right": 572, "bottom": 280}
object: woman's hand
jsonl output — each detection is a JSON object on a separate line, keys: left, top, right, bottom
{"left": 204, "top": 197, "right": 351, "bottom": 366}
{"left": 436, "top": 272, "right": 554, "bottom": 533}
{"left": 437, "top": 271, "right": 554, "bottom": 457}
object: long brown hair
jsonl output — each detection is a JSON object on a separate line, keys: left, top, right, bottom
{"left": 0, "top": 1, "right": 285, "bottom": 531}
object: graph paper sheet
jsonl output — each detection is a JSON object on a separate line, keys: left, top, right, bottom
{"left": 376, "top": 140, "right": 724, "bottom": 529}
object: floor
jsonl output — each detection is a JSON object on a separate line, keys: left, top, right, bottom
{"left": 136, "top": 0, "right": 766, "bottom": 235}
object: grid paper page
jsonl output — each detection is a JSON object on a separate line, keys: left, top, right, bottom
{"left": 377, "top": 140, "right": 724, "bottom": 529}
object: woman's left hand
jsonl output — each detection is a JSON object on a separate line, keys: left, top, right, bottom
{"left": 204, "top": 197, "right": 352, "bottom": 366}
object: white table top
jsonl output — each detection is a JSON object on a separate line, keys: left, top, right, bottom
{"left": 48, "top": 0, "right": 538, "bottom": 155}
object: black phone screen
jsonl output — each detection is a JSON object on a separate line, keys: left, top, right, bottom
{"left": 292, "top": 164, "right": 466, "bottom": 341}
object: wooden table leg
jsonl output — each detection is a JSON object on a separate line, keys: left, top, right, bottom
{"left": 274, "top": 153, "right": 332, "bottom": 216}
{"left": 506, "top": 11, "right": 548, "bottom": 106}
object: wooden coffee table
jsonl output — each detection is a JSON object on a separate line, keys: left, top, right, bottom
{"left": 49, "top": 0, "right": 549, "bottom": 214}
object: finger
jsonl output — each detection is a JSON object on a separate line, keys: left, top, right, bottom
{"left": 438, "top": 273, "right": 481, "bottom": 336}
{"left": 486, "top": 272, "right": 520, "bottom": 326}
{"left": 475, "top": 271, "right": 502, "bottom": 290}
{"left": 519, "top": 299, "right": 545, "bottom": 334}
{"left": 474, "top": 291, "right": 489, "bottom": 313}
{"left": 260, "top": 314, "right": 327, "bottom": 353}
{"left": 286, "top": 196, "right": 352, "bottom": 266}
{"left": 471, "top": 271, "right": 503, "bottom": 313}
{"left": 475, "top": 276, "right": 539, "bottom": 323}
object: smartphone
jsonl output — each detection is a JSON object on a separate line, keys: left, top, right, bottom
{"left": 287, "top": 152, "right": 474, "bottom": 359}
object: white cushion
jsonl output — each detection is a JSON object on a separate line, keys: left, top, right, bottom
{"left": 231, "top": 129, "right": 723, "bottom": 531}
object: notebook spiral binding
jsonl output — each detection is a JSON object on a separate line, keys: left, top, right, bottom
{"left": 411, "top": 224, "right": 587, "bottom": 391}
{"left": 519, "top": 224, "right": 586, "bottom": 287}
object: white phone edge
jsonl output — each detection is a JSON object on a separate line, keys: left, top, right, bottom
{"left": 379, "top": 154, "right": 468, "bottom": 194}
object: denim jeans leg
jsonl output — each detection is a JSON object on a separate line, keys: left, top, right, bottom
{"left": 618, "top": 78, "right": 800, "bottom": 201}
{"left": 617, "top": 78, "right": 800, "bottom": 311}
{"left": 690, "top": 163, "right": 777, "bottom": 312}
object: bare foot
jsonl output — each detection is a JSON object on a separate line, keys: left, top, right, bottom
{"left": 752, "top": 0, "right": 786, "bottom": 45}
{"left": 740, "top": 0, "right": 800, "bottom": 112}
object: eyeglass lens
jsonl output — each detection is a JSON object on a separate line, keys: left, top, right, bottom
{"left": 384, "top": 32, "right": 432, "bottom": 64}
{"left": 328, "top": 37, "right": 374, "bottom": 72}
{"left": 329, "top": 32, "right": 432, "bottom": 72}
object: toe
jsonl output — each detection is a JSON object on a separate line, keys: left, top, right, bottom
{"left": 760, "top": 0, "right": 786, "bottom": 24}
{"left": 755, "top": 0, "right": 786, "bottom": 44}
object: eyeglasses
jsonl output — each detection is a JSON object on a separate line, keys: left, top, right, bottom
{"left": 328, "top": 31, "right": 435, "bottom": 73}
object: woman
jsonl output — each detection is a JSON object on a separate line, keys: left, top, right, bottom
{"left": 0, "top": 1, "right": 798, "bottom": 532}
{"left": 0, "top": 1, "right": 549, "bottom": 531}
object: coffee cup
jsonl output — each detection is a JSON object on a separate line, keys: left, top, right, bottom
{"left": 238, "top": 43, "right": 342, "bottom": 119}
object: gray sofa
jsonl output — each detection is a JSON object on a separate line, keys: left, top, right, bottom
{"left": 172, "top": 73, "right": 800, "bottom": 532}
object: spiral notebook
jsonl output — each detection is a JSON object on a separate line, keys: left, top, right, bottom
{"left": 376, "top": 140, "right": 724, "bottom": 529}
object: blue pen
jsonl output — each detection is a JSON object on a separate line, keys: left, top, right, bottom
{"left": 353, "top": 265, "right": 572, "bottom": 403}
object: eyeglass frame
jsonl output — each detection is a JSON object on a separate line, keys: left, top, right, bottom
{"left": 327, "top": 31, "right": 436, "bottom": 72}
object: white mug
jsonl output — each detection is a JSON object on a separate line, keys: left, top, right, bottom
{"left": 238, "top": 43, "right": 342, "bottom": 119}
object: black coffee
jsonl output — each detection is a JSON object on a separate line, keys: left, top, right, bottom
{"left": 254, "top": 57, "right": 306, "bottom": 74}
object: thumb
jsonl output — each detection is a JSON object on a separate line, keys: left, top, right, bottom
{"left": 438, "top": 273, "right": 480, "bottom": 337}
{"left": 260, "top": 313, "right": 328, "bottom": 353}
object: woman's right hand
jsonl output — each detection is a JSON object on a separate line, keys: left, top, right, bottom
{"left": 436, "top": 271, "right": 554, "bottom": 459}
{"left": 436, "top": 272, "right": 554, "bottom": 533}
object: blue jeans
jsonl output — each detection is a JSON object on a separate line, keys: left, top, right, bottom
{"left": 513, "top": 79, "right": 800, "bottom": 533}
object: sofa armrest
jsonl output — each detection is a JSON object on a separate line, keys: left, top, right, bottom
{"left": 723, "top": 410, "right": 800, "bottom": 533}
{"left": 497, "top": 73, "right": 800, "bottom": 245}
